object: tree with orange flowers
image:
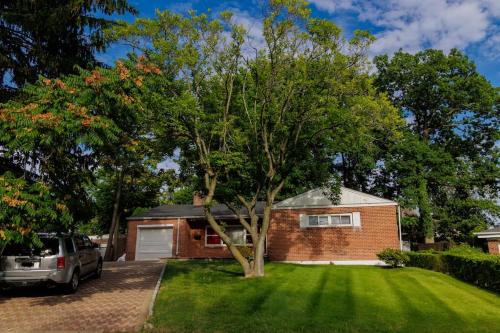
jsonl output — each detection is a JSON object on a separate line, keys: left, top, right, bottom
{"left": 0, "top": 57, "right": 166, "bottom": 251}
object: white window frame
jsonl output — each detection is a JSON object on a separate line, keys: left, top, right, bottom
{"left": 205, "top": 225, "right": 250, "bottom": 247}
{"left": 307, "top": 213, "right": 353, "bottom": 228}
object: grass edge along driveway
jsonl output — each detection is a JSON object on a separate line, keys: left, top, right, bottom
{"left": 148, "top": 260, "right": 500, "bottom": 333}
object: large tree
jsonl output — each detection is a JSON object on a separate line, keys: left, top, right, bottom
{"left": 109, "top": 0, "right": 401, "bottom": 276}
{"left": 0, "top": 0, "right": 136, "bottom": 102}
{"left": 374, "top": 49, "right": 499, "bottom": 243}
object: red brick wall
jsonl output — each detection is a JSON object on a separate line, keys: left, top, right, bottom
{"left": 267, "top": 206, "right": 399, "bottom": 261}
{"left": 126, "top": 219, "right": 180, "bottom": 261}
{"left": 127, "top": 205, "right": 400, "bottom": 261}
{"left": 126, "top": 218, "right": 233, "bottom": 260}
{"left": 177, "top": 220, "right": 233, "bottom": 259}
{"left": 487, "top": 239, "right": 499, "bottom": 254}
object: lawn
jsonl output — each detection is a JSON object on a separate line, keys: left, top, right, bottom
{"left": 149, "top": 261, "right": 500, "bottom": 333}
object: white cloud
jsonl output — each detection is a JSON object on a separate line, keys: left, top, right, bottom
{"left": 308, "top": 0, "right": 354, "bottom": 14}
{"left": 311, "top": 0, "right": 500, "bottom": 56}
{"left": 229, "top": 9, "right": 266, "bottom": 56}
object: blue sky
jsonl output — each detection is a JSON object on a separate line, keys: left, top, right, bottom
{"left": 98, "top": 0, "right": 500, "bottom": 86}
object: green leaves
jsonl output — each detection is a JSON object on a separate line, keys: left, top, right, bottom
{"left": 374, "top": 48, "right": 499, "bottom": 243}
{"left": 0, "top": 172, "right": 72, "bottom": 244}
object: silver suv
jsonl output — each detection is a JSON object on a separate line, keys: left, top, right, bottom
{"left": 0, "top": 233, "right": 103, "bottom": 293}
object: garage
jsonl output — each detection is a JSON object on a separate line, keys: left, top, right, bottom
{"left": 135, "top": 226, "right": 173, "bottom": 260}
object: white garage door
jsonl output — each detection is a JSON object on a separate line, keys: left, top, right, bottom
{"left": 136, "top": 226, "right": 173, "bottom": 260}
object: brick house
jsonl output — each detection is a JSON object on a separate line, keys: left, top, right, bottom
{"left": 475, "top": 227, "right": 500, "bottom": 255}
{"left": 126, "top": 187, "right": 401, "bottom": 264}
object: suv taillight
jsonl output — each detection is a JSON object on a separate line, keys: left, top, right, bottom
{"left": 56, "top": 256, "right": 65, "bottom": 269}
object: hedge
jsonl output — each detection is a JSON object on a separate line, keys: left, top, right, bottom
{"left": 407, "top": 247, "right": 500, "bottom": 293}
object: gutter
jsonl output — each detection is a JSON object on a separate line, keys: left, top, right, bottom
{"left": 127, "top": 214, "right": 263, "bottom": 221}
{"left": 397, "top": 205, "right": 403, "bottom": 251}
{"left": 176, "top": 217, "right": 180, "bottom": 256}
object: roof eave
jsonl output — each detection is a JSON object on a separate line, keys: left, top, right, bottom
{"left": 272, "top": 202, "right": 398, "bottom": 209}
{"left": 127, "top": 214, "right": 263, "bottom": 221}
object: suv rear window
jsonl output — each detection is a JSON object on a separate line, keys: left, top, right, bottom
{"left": 2, "top": 238, "right": 60, "bottom": 256}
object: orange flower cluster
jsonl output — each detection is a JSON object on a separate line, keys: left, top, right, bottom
{"left": 135, "top": 62, "right": 161, "bottom": 75}
{"left": 81, "top": 115, "right": 101, "bottom": 127}
{"left": 31, "top": 113, "right": 58, "bottom": 123}
{"left": 56, "top": 203, "right": 67, "bottom": 211}
{"left": 85, "top": 70, "right": 104, "bottom": 85}
{"left": 121, "top": 94, "right": 135, "bottom": 105}
{"left": 42, "top": 78, "right": 76, "bottom": 93}
{"left": 134, "top": 75, "right": 144, "bottom": 87}
{"left": 2, "top": 195, "right": 27, "bottom": 207}
{"left": 67, "top": 103, "right": 88, "bottom": 117}
{"left": 116, "top": 60, "right": 130, "bottom": 80}
{"left": 55, "top": 79, "right": 76, "bottom": 94}
{"left": 0, "top": 103, "right": 38, "bottom": 122}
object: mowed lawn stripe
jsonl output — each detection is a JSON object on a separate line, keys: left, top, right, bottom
{"left": 149, "top": 261, "right": 500, "bottom": 333}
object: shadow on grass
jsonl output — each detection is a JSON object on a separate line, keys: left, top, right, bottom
{"left": 307, "top": 268, "right": 329, "bottom": 315}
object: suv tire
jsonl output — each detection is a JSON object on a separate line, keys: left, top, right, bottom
{"left": 94, "top": 259, "right": 103, "bottom": 279}
{"left": 63, "top": 269, "right": 80, "bottom": 294}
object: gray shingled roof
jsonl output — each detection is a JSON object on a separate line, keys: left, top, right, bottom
{"left": 128, "top": 202, "right": 265, "bottom": 220}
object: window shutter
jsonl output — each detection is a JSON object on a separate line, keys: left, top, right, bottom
{"left": 352, "top": 212, "right": 361, "bottom": 228}
{"left": 299, "top": 214, "right": 308, "bottom": 229}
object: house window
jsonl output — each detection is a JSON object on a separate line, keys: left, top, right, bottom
{"left": 205, "top": 225, "right": 248, "bottom": 247}
{"left": 331, "top": 214, "right": 352, "bottom": 226}
{"left": 307, "top": 214, "right": 352, "bottom": 227}
{"left": 206, "top": 228, "right": 222, "bottom": 245}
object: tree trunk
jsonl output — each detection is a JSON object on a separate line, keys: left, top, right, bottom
{"left": 104, "top": 169, "right": 124, "bottom": 261}
{"left": 252, "top": 238, "right": 266, "bottom": 277}
{"left": 418, "top": 178, "right": 434, "bottom": 244}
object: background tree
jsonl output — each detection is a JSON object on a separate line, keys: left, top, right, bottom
{"left": 0, "top": 0, "right": 136, "bottom": 102}
{"left": 374, "top": 49, "right": 499, "bottom": 243}
{"left": 109, "top": 0, "right": 401, "bottom": 276}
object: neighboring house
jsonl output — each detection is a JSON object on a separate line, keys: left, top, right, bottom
{"left": 475, "top": 227, "right": 500, "bottom": 254}
{"left": 126, "top": 187, "right": 401, "bottom": 264}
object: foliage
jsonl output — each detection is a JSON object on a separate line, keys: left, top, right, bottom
{"left": 0, "top": 57, "right": 163, "bottom": 244}
{"left": 407, "top": 246, "right": 500, "bottom": 292}
{"left": 377, "top": 248, "right": 410, "bottom": 268}
{"left": 0, "top": 0, "right": 136, "bottom": 102}
{"left": 407, "top": 251, "right": 445, "bottom": 271}
{"left": 89, "top": 166, "right": 173, "bottom": 232}
{"left": 108, "top": 0, "right": 401, "bottom": 276}
{"left": 374, "top": 49, "right": 500, "bottom": 243}
{"left": 0, "top": 172, "right": 72, "bottom": 245}
{"left": 151, "top": 260, "right": 500, "bottom": 332}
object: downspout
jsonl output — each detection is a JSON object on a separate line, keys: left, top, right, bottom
{"left": 397, "top": 205, "right": 403, "bottom": 251}
{"left": 176, "top": 217, "right": 180, "bottom": 256}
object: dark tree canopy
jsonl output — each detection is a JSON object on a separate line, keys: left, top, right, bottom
{"left": 374, "top": 49, "right": 499, "bottom": 243}
{"left": 0, "top": 0, "right": 136, "bottom": 102}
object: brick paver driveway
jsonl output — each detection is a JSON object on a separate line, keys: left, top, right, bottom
{"left": 0, "top": 261, "right": 165, "bottom": 332}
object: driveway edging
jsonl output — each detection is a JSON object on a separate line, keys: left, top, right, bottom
{"left": 147, "top": 261, "right": 166, "bottom": 318}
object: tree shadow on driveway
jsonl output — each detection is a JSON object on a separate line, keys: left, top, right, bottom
{"left": 0, "top": 261, "right": 164, "bottom": 306}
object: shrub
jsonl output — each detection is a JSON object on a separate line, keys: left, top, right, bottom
{"left": 407, "top": 246, "right": 500, "bottom": 292}
{"left": 377, "top": 248, "right": 410, "bottom": 268}
{"left": 442, "top": 252, "right": 500, "bottom": 292}
{"left": 407, "top": 252, "right": 445, "bottom": 272}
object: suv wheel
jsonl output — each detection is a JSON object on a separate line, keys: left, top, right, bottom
{"left": 94, "top": 260, "right": 103, "bottom": 279}
{"left": 63, "top": 270, "right": 80, "bottom": 294}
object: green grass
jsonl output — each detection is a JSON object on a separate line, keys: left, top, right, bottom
{"left": 149, "top": 261, "right": 500, "bottom": 333}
